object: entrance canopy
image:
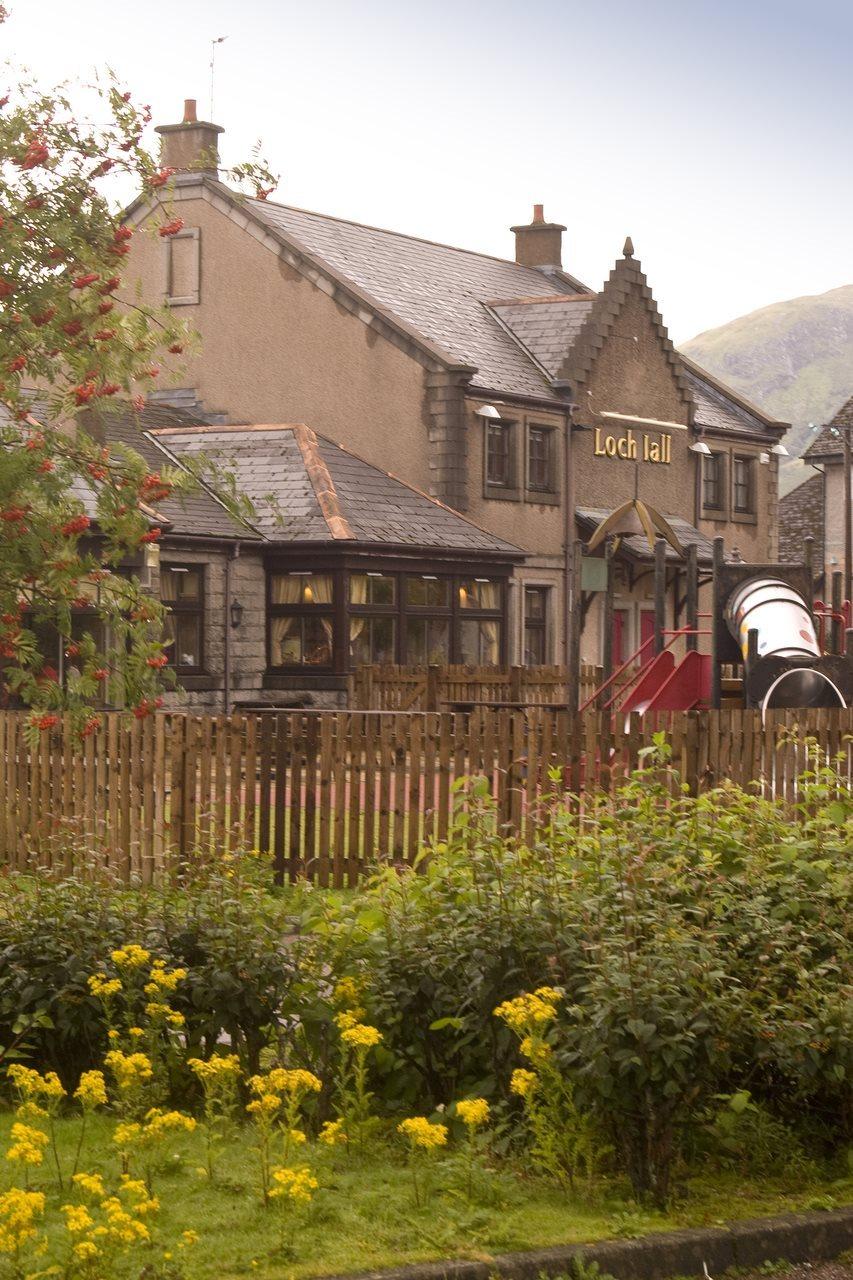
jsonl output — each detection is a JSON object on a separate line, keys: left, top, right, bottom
{"left": 576, "top": 507, "right": 715, "bottom": 564}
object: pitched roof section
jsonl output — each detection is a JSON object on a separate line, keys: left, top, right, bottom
{"left": 78, "top": 403, "right": 260, "bottom": 541}
{"left": 804, "top": 394, "right": 853, "bottom": 459}
{"left": 683, "top": 369, "right": 777, "bottom": 438}
{"left": 245, "top": 198, "right": 586, "bottom": 401}
{"left": 488, "top": 296, "right": 595, "bottom": 376}
{"left": 153, "top": 423, "right": 524, "bottom": 557}
{"left": 778, "top": 473, "right": 825, "bottom": 565}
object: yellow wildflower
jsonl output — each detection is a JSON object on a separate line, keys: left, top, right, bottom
{"left": 113, "top": 1121, "right": 142, "bottom": 1150}
{"left": 246, "top": 1094, "right": 281, "bottom": 1120}
{"left": 494, "top": 988, "right": 562, "bottom": 1034}
{"left": 397, "top": 1116, "right": 448, "bottom": 1150}
{"left": 340, "top": 1023, "right": 383, "bottom": 1049}
{"left": 7, "top": 1063, "right": 65, "bottom": 1103}
{"left": 143, "top": 1109, "right": 196, "bottom": 1140}
{"left": 520, "top": 1035, "right": 552, "bottom": 1063}
{"left": 167, "top": 1011, "right": 185, "bottom": 1028}
{"left": 104, "top": 1049, "right": 153, "bottom": 1090}
{"left": 254, "top": 1068, "right": 321, "bottom": 1097}
{"left": 270, "top": 1165, "right": 318, "bottom": 1204}
{"left": 188, "top": 1054, "right": 241, "bottom": 1084}
{"left": 72, "top": 1172, "right": 105, "bottom": 1199}
{"left": 74, "top": 1070, "right": 107, "bottom": 1110}
{"left": 288, "top": 1128, "right": 307, "bottom": 1146}
{"left": 456, "top": 1097, "right": 490, "bottom": 1128}
{"left": 181, "top": 1228, "right": 200, "bottom": 1247}
{"left": 61, "top": 1203, "right": 93, "bottom": 1234}
{"left": 144, "top": 1001, "right": 171, "bottom": 1021}
{"left": 110, "top": 944, "right": 151, "bottom": 970}
{"left": 333, "top": 975, "right": 363, "bottom": 1009}
{"left": 510, "top": 1068, "right": 538, "bottom": 1098}
{"left": 0, "top": 1188, "right": 45, "bottom": 1255}
{"left": 144, "top": 965, "right": 186, "bottom": 994}
{"left": 6, "top": 1121, "right": 49, "bottom": 1166}
{"left": 128, "top": 1027, "right": 145, "bottom": 1039}
{"left": 88, "top": 973, "right": 122, "bottom": 999}
{"left": 73, "top": 1240, "right": 99, "bottom": 1262}
{"left": 318, "top": 1119, "right": 348, "bottom": 1146}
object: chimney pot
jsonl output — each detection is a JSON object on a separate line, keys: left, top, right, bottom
{"left": 183, "top": 98, "right": 197, "bottom": 123}
{"left": 510, "top": 205, "right": 567, "bottom": 270}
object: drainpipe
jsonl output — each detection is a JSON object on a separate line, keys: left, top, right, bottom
{"left": 224, "top": 542, "right": 240, "bottom": 712}
{"left": 554, "top": 383, "right": 576, "bottom": 667}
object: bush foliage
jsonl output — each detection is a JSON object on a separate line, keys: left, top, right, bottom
{"left": 0, "top": 743, "right": 849, "bottom": 1208}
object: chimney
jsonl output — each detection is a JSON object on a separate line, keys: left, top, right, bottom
{"left": 510, "top": 204, "right": 566, "bottom": 270}
{"left": 155, "top": 99, "right": 224, "bottom": 178}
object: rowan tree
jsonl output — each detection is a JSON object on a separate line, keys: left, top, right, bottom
{"left": 0, "top": 28, "right": 274, "bottom": 738}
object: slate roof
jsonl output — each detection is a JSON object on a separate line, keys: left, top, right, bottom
{"left": 241, "top": 195, "right": 783, "bottom": 438}
{"left": 245, "top": 198, "right": 584, "bottom": 401}
{"left": 488, "top": 296, "right": 595, "bottom": 376}
{"left": 804, "top": 394, "right": 853, "bottom": 460}
{"left": 152, "top": 423, "right": 524, "bottom": 557}
{"left": 83, "top": 404, "right": 259, "bottom": 540}
{"left": 778, "top": 474, "right": 825, "bottom": 566}
{"left": 575, "top": 507, "right": 716, "bottom": 563}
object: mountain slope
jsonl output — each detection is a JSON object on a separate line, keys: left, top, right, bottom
{"left": 681, "top": 284, "right": 853, "bottom": 490}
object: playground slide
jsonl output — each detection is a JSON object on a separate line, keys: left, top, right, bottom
{"left": 641, "top": 651, "right": 711, "bottom": 712}
{"left": 618, "top": 651, "right": 711, "bottom": 717}
{"left": 618, "top": 651, "right": 675, "bottom": 716}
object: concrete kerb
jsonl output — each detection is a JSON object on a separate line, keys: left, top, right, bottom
{"left": 323, "top": 1207, "right": 853, "bottom": 1280}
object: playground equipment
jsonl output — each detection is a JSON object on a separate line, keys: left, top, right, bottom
{"left": 577, "top": 533, "right": 853, "bottom": 716}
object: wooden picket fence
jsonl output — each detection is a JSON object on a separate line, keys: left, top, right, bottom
{"left": 0, "top": 707, "right": 850, "bottom": 886}
{"left": 348, "top": 663, "right": 603, "bottom": 711}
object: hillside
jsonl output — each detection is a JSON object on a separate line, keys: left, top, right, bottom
{"left": 681, "top": 283, "right": 853, "bottom": 491}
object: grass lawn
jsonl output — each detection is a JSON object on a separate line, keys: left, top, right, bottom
{"left": 1, "top": 1112, "right": 850, "bottom": 1280}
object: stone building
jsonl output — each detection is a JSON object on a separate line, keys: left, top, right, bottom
{"left": 116, "top": 100, "right": 787, "bottom": 704}
{"left": 781, "top": 394, "right": 853, "bottom": 592}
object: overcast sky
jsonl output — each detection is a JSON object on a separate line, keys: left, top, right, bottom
{"left": 4, "top": 0, "right": 851, "bottom": 342}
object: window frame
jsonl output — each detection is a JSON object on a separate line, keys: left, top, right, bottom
{"left": 525, "top": 424, "right": 557, "bottom": 499}
{"left": 161, "top": 562, "right": 205, "bottom": 675}
{"left": 164, "top": 226, "right": 200, "bottom": 306}
{"left": 731, "top": 453, "right": 757, "bottom": 521}
{"left": 267, "top": 571, "right": 336, "bottom": 672}
{"left": 523, "top": 585, "right": 550, "bottom": 666}
{"left": 483, "top": 419, "right": 520, "bottom": 501}
{"left": 700, "top": 450, "right": 727, "bottom": 517}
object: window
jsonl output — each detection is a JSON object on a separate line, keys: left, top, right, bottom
{"left": 405, "top": 617, "right": 451, "bottom": 664}
{"left": 527, "top": 426, "right": 554, "bottom": 492}
{"left": 349, "top": 573, "right": 397, "bottom": 665}
{"left": 269, "top": 572, "right": 334, "bottom": 668}
{"left": 458, "top": 578, "right": 502, "bottom": 665}
{"left": 702, "top": 451, "right": 725, "bottom": 513}
{"left": 523, "top": 586, "right": 549, "bottom": 665}
{"left": 405, "top": 576, "right": 449, "bottom": 608}
{"left": 165, "top": 227, "right": 200, "bottom": 306}
{"left": 485, "top": 422, "right": 513, "bottom": 488}
{"left": 733, "top": 455, "right": 755, "bottom": 514}
{"left": 161, "top": 564, "right": 204, "bottom": 672}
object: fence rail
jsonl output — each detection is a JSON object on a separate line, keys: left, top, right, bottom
{"left": 0, "top": 707, "right": 850, "bottom": 886}
{"left": 348, "top": 663, "right": 603, "bottom": 710}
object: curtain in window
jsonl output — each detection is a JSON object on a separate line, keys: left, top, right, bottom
{"left": 160, "top": 569, "right": 178, "bottom": 603}
{"left": 479, "top": 581, "right": 499, "bottom": 610}
{"left": 480, "top": 619, "right": 500, "bottom": 664}
{"left": 305, "top": 574, "right": 333, "bottom": 605}
{"left": 270, "top": 616, "right": 298, "bottom": 664}
{"left": 270, "top": 575, "right": 303, "bottom": 605}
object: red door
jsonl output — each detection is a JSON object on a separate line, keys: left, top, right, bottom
{"left": 640, "top": 610, "right": 656, "bottom": 666}
{"left": 612, "top": 609, "right": 629, "bottom": 668}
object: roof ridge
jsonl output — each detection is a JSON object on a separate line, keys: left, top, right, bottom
{"left": 679, "top": 355, "right": 787, "bottom": 430}
{"left": 292, "top": 424, "right": 355, "bottom": 541}
{"left": 250, "top": 196, "right": 588, "bottom": 287}
{"left": 489, "top": 293, "right": 593, "bottom": 307}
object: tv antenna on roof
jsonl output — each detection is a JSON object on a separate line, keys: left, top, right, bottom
{"left": 209, "top": 36, "right": 228, "bottom": 119}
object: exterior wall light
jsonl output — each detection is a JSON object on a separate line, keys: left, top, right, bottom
{"left": 770, "top": 443, "right": 789, "bottom": 456}
{"left": 475, "top": 405, "right": 501, "bottom": 419}
{"left": 230, "top": 598, "right": 243, "bottom": 629}
{"left": 689, "top": 441, "right": 712, "bottom": 455}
